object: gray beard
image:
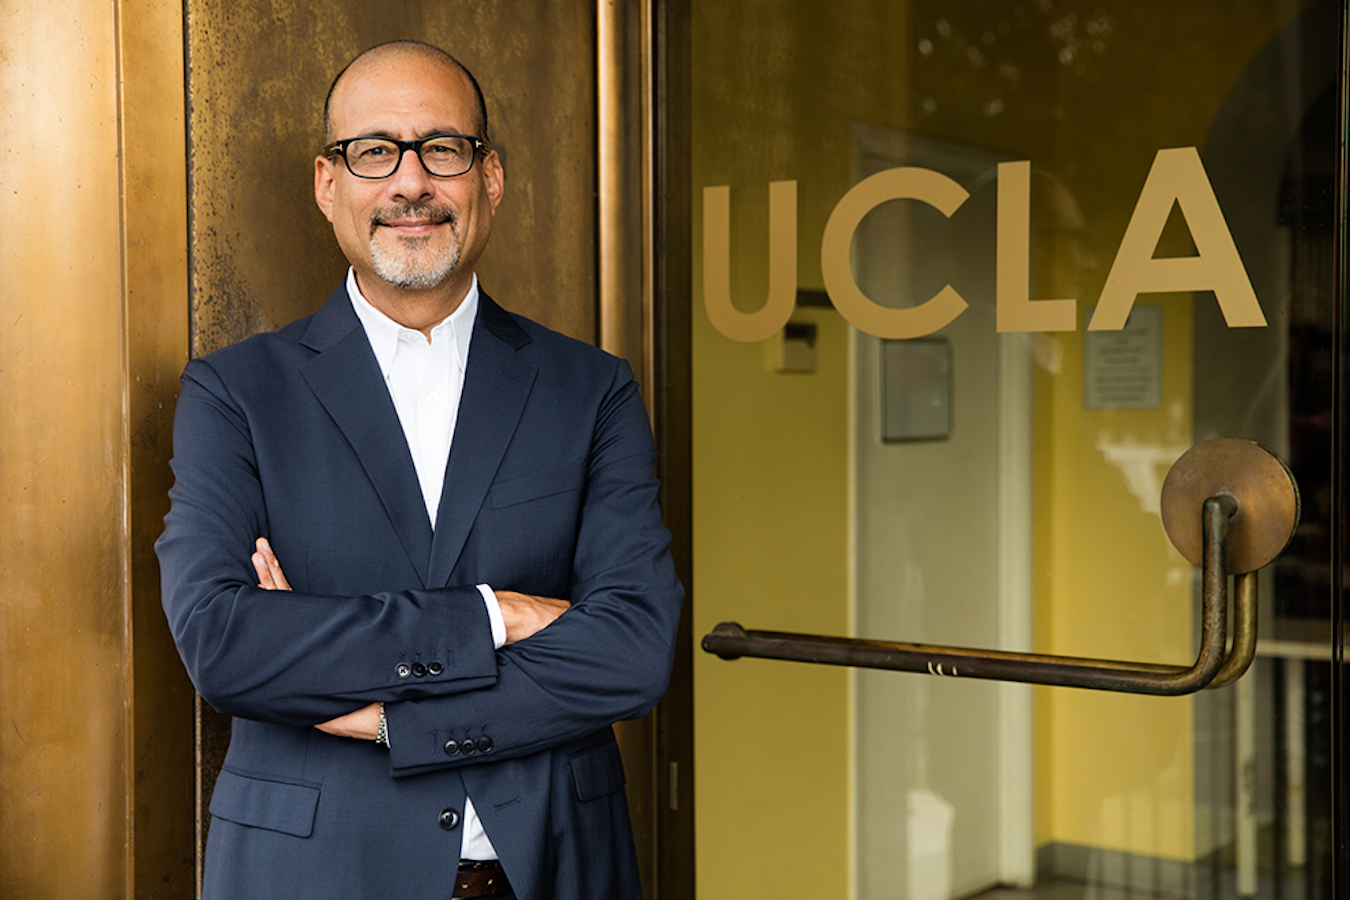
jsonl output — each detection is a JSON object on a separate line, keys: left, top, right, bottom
{"left": 369, "top": 234, "right": 462, "bottom": 290}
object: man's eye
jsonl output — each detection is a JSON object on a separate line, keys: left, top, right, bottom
{"left": 424, "top": 140, "right": 467, "bottom": 159}
{"left": 356, "top": 144, "right": 392, "bottom": 158}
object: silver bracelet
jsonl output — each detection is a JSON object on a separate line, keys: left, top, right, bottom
{"left": 375, "top": 703, "right": 389, "bottom": 747}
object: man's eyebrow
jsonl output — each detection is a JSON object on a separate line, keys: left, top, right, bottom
{"left": 344, "top": 128, "right": 401, "bottom": 141}
{"left": 345, "top": 127, "right": 470, "bottom": 141}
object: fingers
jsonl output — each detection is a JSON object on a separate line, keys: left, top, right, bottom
{"left": 497, "top": 591, "right": 570, "bottom": 644}
{"left": 252, "top": 537, "right": 292, "bottom": 591}
{"left": 251, "top": 541, "right": 273, "bottom": 589}
{"left": 314, "top": 702, "right": 381, "bottom": 740}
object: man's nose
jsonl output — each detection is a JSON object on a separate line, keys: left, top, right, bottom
{"left": 388, "top": 148, "right": 434, "bottom": 199}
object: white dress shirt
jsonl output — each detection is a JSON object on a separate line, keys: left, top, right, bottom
{"left": 347, "top": 268, "right": 502, "bottom": 860}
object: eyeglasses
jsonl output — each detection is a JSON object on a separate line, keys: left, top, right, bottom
{"left": 323, "top": 134, "right": 487, "bottom": 179}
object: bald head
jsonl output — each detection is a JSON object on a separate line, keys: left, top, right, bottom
{"left": 323, "top": 41, "right": 490, "bottom": 146}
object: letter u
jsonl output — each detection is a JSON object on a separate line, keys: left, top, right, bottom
{"left": 702, "top": 181, "right": 798, "bottom": 342}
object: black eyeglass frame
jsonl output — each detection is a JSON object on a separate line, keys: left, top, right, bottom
{"left": 323, "top": 133, "right": 488, "bottom": 179}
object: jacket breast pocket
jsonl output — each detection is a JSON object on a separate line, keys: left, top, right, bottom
{"left": 568, "top": 739, "right": 626, "bottom": 802}
{"left": 489, "top": 460, "right": 586, "bottom": 510}
{"left": 208, "top": 767, "right": 321, "bottom": 837}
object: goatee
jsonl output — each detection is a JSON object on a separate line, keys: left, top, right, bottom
{"left": 369, "top": 202, "right": 461, "bottom": 290}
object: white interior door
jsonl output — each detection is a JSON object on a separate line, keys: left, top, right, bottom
{"left": 852, "top": 127, "right": 1033, "bottom": 900}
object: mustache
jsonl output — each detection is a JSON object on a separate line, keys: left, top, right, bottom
{"left": 369, "top": 203, "right": 456, "bottom": 234}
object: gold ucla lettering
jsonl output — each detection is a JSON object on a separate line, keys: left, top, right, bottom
{"left": 821, "top": 167, "right": 970, "bottom": 339}
{"left": 701, "top": 147, "right": 1264, "bottom": 342}
{"left": 1089, "top": 147, "right": 1264, "bottom": 330}
{"left": 996, "top": 159, "right": 1077, "bottom": 333}
{"left": 702, "top": 181, "right": 798, "bottom": 342}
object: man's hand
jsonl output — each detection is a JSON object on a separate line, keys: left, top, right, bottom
{"left": 252, "top": 537, "right": 378, "bottom": 740}
{"left": 252, "top": 537, "right": 291, "bottom": 590}
{"left": 496, "top": 590, "right": 570, "bottom": 644}
{"left": 315, "top": 702, "right": 381, "bottom": 741}
{"left": 251, "top": 539, "right": 568, "bottom": 733}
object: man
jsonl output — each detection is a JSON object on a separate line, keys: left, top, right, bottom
{"left": 156, "top": 40, "right": 682, "bottom": 900}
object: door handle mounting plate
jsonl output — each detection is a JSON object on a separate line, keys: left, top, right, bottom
{"left": 1161, "top": 438, "right": 1299, "bottom": 575}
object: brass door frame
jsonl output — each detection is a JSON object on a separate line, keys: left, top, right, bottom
{"left": 1335, "top": 0, "right": 1350, "bottom": 887}
{"left": 602, "top": 3, "right": 696, "bottom": 897}
{"left": 644, "top": 2, "right": 696, "bottom": 898}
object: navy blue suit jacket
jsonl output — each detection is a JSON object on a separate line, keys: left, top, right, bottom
{"left": 157, "top": 284, "right": 683, "bottom": 899}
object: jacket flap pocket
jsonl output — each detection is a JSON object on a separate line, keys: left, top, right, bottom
{"left": 568, "top": 740, "right": 626, "bottom": 802}
{"left": 490, "top": 461, "right": 586, "bottom": 509}
{"left": 209, "top": 768, "right": 320, "bottom": 837}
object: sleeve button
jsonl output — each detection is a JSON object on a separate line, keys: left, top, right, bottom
{"left": 395, "top": 663, "right": 412, "bottom": 679}
{"left": 443, "top": 739, "right": 460, "bottom": 757}
{"left": 428, "top": 661, "right": 444, "bottom": 675}
{"left": 460, "top": 739, "right": 477, "bottom": 756}
{"left": 478, "top": 735, "right": 494, "bottom": 753}
{"left": 411, "top": 662, "right": 427, "bottom": 678}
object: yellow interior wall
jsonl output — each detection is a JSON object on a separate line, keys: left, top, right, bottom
{"left": 1032, "top": 299, "right": 1197, "bottom": 858}
{"left": 691, "top": 306, "right": 850, "bottom": 898}
{"left": 1028, "top": 2, "right": 1308, "bottom": 859}
{"left": 691, "top": 3, "right": 908, "bottom": 897}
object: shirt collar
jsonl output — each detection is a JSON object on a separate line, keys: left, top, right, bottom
{"left": 346, "top": 268, "right": 477, "bottom": 377}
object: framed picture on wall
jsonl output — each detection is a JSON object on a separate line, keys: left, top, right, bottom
{"left": 881, "top": 338, "right": 952, "bottom": 442}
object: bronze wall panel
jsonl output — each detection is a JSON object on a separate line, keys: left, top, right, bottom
{"left": 0, "top": 0, "right": 193, "bottom": 892}
{"left": 187, "top": 0, "right": 598, "bottom": 355}
{"left": 0, "top": 4, "right": 130, "bottom": 892}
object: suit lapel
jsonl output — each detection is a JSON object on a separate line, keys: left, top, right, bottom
{"left": 299, "top": 287, "right": 433, "bottom": 586}
{"left": 428, "top": 292, "right": 536, "bottom": 587}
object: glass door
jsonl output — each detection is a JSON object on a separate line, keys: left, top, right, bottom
{"left": 686, "top": 1, "right": 1345, "bottom": 897}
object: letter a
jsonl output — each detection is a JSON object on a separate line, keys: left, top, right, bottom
{"left": 703, "top": 181, "right": 798, "bottom": 342}
{"left": 1089, "top": 147, "right": 1264, "bottom": 331}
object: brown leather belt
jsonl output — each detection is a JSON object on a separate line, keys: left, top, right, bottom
{"left": 453, "top": 859, "right": 511, "bottom": 898}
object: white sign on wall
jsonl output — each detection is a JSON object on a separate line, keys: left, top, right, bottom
{"left": 1084, "top": 305, "right": 1162, "bottom": 410}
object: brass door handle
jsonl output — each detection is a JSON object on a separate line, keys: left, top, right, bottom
{"left": 702, "top": 439, "right": 1299, "bottom": 695}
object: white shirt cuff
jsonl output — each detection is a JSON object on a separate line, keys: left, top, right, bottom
{"left": 478, "top": 584, "right": 505, "bottom": 649}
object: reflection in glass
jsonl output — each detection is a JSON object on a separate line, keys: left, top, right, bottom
{"left": 689, "top": 2, "right": 1341, "bottom": 898}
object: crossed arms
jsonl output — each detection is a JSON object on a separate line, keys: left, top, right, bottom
{"left": 250, "top": 536, "right": 571, "bottom": 740}
{"left": 158, "top": 341, "right": 684, "bottom": 774}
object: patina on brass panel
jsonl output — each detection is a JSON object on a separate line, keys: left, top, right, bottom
{"left": 186, "top": 0, "right": 598, "bottom": 355}
{"left": 1, "top": 0, "right": 192, "bottom": 891}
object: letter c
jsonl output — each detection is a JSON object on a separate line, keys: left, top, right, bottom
{"left": 821, "top": 168, "right": 970, "bottom": 339}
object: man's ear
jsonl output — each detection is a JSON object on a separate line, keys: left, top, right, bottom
{"left": 314, "top": 155, "right": 337, "bottom": 222}
{"left": 482, "top": 150, "right": 505, "bottom": 213}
